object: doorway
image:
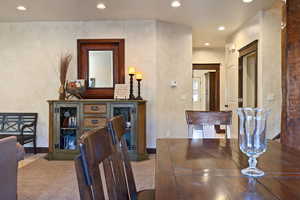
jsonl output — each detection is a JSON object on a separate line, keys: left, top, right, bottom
{"left": 192, "top": 63, "right": 224, "bottom": 136}
{"left": 192, "top": 64, "right": 220, "bottom": 111}
{"left": 238, "top": 40, "right": 258, "bottom": 108}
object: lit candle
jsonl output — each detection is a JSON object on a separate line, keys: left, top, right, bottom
{"left": 128, "top": 67, "right": 136, "bottom": 75}
{"left": 136, "top": 72, "right": 143, "bottom": 80}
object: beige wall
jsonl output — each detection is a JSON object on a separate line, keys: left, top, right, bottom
{"left": 156, "top": 21, "right": 193, "bottom": 139}
{"left": 192, "top": 48, "right": 226, "bottom": 110}
{"left": 224, "top": 13, "right": 261, "bottom": 138}
{"left": 0, "top": 20, "right": 192, "bottom": 148}
{"left": 261, "top": 8, "right": 282, "bottom": 138}
{"left": 224, "top": 8, "right": 281, "bottom": 138}
{"left": 193, "top": 48, "right": 224, "bottom": 64}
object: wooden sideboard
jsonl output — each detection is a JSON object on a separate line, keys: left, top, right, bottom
{"left": 47, "top": 100, "right": 147, "bottom": 161}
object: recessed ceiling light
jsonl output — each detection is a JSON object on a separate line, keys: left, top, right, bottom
{"left": 204, "top": 43, "right": 210, "bottom": 46}
{"left": 171, "top": 1, "right": 181, "bottom": 8}
{"left": 243, "top": 0, "right": 253, "bottom": 3}
{"left": 218, "top": 26, "right": 225, "bottom": 31}
{"left": 97, "top": 3, "right": 106, "bottom": 10}
{"left": 16, "top": 6, "right": 27, "bottom": 11}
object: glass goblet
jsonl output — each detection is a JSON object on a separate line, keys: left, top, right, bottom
{"left": 237, "top": 108, "right": 270, "bottom": 177}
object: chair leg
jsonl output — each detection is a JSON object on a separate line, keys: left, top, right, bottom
{"left": 33, "top": 139, "right": 37, "bottom": 154}
{"left": 188, "top": 126, "right": 193, "bottom": 138}
{"left": 226, "top": 126, "right": 231, "bottom": 139}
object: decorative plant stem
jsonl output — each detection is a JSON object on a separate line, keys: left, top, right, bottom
{"left": 59, "top": 54, "right": 72, "bottom": 100}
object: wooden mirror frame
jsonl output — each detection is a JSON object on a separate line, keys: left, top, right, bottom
{"left": 77, "top": 39, "right": 125, "bottom": 99}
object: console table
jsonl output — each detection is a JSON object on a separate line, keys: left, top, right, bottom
{"left": 47, "top": 100, "right": 147, "bottom": 161}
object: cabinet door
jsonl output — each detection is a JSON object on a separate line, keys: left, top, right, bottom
{"left": 110, "top": 103, "right": 137, "bottom": 151}
{"left": 53, "top": 104, "right": 80, "bottom": 152}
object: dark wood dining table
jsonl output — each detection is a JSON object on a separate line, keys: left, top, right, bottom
{"left": 155, "top": 139, "right": 300, "bottom": 200}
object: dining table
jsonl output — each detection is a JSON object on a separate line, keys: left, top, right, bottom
{"left": 155, "top": 138, "right": 300, "bottom": 200}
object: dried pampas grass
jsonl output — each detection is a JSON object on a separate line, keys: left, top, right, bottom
{"left": 59, "top": 54, "right": 72, "bottom": 100}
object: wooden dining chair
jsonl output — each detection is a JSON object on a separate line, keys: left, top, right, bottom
{"left": 185, "top": 111, "right": 232, "bottom": 139}
{"left": 75, "top": 127, "right": 125, "bottom": 200}
{"left": 108, "top": 116, "right": 155, "bottom": 200}
{"left": 74, "top": 125, "right": 154, "bottom": 200}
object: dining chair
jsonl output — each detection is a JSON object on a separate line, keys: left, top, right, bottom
{"left": 185, "top": 111, "right": 232, "bottom": 139}
{"left": 74, "top": 125, "right": 154, "bottom": 200}
{"left": 108, "top": 116, "right": 155, "bottom": 200}
{"left": 75, "top": 127, "right": 122, "bottom": 200}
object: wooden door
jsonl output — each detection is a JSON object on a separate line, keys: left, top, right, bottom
{"left": 208, "top": 72, "right": 218, "bottom": 111}
{"left": 193, "top": 64, "right": 221, "bottom": 112}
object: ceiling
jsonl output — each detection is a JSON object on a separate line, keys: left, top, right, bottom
{"left": 1, "top": 0, "right": 277, "bottom": 48}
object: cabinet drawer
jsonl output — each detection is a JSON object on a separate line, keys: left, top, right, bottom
{"left": 83, "top": 104, "right": 107, "bottom": 114}
{"left": 83, "top": 117, "right": 107, "bottom": 128}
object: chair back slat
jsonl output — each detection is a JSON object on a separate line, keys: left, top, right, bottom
{"left": 90, "top": 165, "right": 106, "bottom": 200}
{"left": 75, "top": 155, "right": 94, "bottom": 200}
{"left": 107, "top": 116, "right": 130, "bottom": 199}
{"left": 102, "top": 159, "right": 118, "bottom": 200}
{"left": 109, "top": 116, "right": 126, "bottom": 141}
{"left": 120, "top": 137, "right": 136, "bottom": 197}
{"left": 108, "top": 116, "right": 137, "bottom": 199}
{"left": 109, "top": 152, "right": 130, "bottom": 200}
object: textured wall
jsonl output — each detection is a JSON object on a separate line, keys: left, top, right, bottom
{"left": 261, "top": 8, "right": 282, "bottom": 139}
{"left": 0, "top": 20, "right": 157, "bottom": 147}
{"left": 224, "top": 13, "right": 261, "bottom": 138}
{"left": 155, "top": 21, "right": 193, "bottom": 139}
{"left": 224, "top": 8, "right": 281, "bottom": 139}
{"left": 192, "top": 48, "right": 225, "bottom": 64}
{"left": 0, "top": 20, "right": 192, "bottom": 148}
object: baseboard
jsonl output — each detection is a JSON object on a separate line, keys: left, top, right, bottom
{"left": 25, "top": 147, "right": 155, "bottom": 154}
{"left": 25, "top": 147, "right": 49, "bottom": 154}
{"left": 147, "top": 148, "right": 156, "bottom": 154}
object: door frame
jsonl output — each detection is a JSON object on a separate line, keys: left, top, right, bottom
{"left": 193, "top": 63, "right": 221, "bottom": 111}
{"left": 238, "top": 40, "right": 258, "bottom": 108}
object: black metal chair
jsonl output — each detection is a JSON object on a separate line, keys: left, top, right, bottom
{"left": 0, "top": 113, "right": 38, "bottom": 154}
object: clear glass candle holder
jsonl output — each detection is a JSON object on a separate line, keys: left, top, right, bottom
{"left": 237, "top": 108, "right": 270, "bottom": 177}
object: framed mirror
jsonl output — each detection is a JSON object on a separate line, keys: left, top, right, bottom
{"left": 78, "top": 39, "right": 125, "bottom": 99}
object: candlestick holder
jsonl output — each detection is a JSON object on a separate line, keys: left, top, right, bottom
{"left": 129, "top": 74, "right": 135, "bottom": 100}
{"left": 136, "top": 79, "right": 143, "bottom": 100}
